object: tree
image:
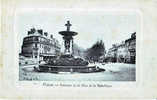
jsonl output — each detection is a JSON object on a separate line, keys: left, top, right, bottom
{"left": 85, "top": 40, "right": 106, "bottom": 62}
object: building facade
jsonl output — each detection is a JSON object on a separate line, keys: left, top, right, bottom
{"left": 116, "top": 41, "right": 128, "bottom": 63}
{"left": 21, "top": 28, "right": 61, "bottom": 61}
{"left": 105, "top": 44, "right": 118, "bottom": 62}
{"left": 105, "top": 32, "right": 136, "bottom": 64}
{"left": 125, "top": 32, "right": 136, "bottom": 64}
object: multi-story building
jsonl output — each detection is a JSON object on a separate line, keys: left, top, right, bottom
{"left": 105, "top": 32, "right": 136, "bottom": 64}
{"left": 21, "top": 28, "right": 61, "bottom": 61}
{"left": 116, "top": 42, "right": 127, "bottom": 63}
{"left": 105, "top": 44, "right": 118, "bottom": 62}
{"left": 117, "top": 41, "right": 130, "bottom": 63}
{"left": 125, "top": 32, "right": 136, "bottom": 64}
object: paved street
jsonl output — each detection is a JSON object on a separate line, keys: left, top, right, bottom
{"left": 19, "top": 63, "right": 135, "bottom": 81}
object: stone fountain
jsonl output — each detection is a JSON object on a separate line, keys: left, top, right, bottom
{"left": 36, "top": 21, "right": 105, "bottom": 73}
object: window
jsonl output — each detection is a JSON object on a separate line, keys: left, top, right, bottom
{"left": 34, "top": 37, "right": 38, "bottom": 41}
{"left": 35, "top": 43, "right": 37, "bottom": 47}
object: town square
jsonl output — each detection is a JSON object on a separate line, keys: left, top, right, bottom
{"left": 18, "top": 12, "right": 136, "bottom": 81}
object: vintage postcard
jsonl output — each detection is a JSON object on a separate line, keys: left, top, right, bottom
{"left": 1, "top": 0, "right": 157, "bottom": 99}
{"left": 18, "top": 11, "right": 137, "bottom": 82}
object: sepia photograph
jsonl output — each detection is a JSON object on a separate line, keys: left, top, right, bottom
{"left": 17, "top": 11, "right": 137, "bottom": 81}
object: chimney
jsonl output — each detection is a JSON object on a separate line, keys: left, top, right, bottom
{"left": 50, "top": 34, "right": 53, "bottom": 39}
{"left": 37, "top": 29, "right": 43, "bottom": 35}
{"left": 44, "top": 32, "right": 48, "bottom": 37}
{"left": 30, "top": 28, "right": 36, "bottom": 34}
{"left": 28, "top": 31, "right": 31, "bottom": 35}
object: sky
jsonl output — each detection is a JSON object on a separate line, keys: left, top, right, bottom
{"left": 16, "top": 10, "right": 139, "bottom": 52}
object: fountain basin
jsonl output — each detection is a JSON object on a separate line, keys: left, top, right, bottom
{"left": 59, "top": 31, "right": 78, "bottom": 36}
{"left": 35, "top": 64, "right": 105, "bottom": 73}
